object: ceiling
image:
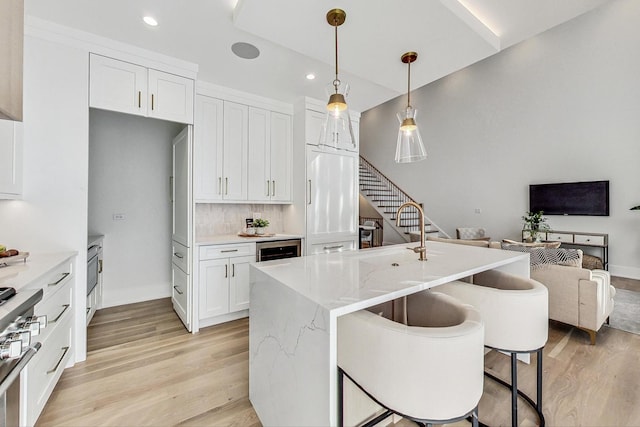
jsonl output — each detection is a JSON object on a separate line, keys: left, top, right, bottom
{"left": 24, "top": 0, "right": 608, "bottom": 112}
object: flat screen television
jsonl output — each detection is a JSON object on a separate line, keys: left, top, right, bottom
{"left": 529, "top": 180, "right": 609, "bottom": 216}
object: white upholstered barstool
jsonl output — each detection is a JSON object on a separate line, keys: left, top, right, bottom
{"left": 337, "top": 292, "right": 484, "bottom": 427}
{"left": 436, "top": 270, "right": 549, "bottom": 427}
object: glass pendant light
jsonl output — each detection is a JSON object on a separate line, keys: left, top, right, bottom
{"left": 320, "top": 9, "right": 356, "bottom": 149}
{"left": 395, "top": 52, "right": 427, "bottom": 163}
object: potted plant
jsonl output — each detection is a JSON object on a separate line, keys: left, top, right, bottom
{"left": 522, "top": 211, "right": 550, "bottom": 242}
{"left": 252, "top": 218, "right": 269, "bottom": 235}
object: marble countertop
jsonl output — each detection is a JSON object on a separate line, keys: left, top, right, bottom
{"left": 196, "top": 233, "right": 304, "bottom": 246}
{"left": 0, "top": 252, "right": 77, "bottom": 290}
{"left": 252, "top": 241, "right": 529, "bottom": 317}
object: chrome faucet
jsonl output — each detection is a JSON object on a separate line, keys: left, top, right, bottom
{"left": 396, "top": 202, "right": 427, "bottom": 261}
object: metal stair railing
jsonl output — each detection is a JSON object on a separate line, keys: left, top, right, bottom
{"left": 359, "top": 155, "right": 450, "bottom": 239}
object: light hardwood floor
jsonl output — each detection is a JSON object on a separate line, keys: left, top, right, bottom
{"left": 38, "top": 293, "right": 640, "bottom": 427}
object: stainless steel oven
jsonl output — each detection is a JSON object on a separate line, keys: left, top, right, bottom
{"left": 87, "top": 244, "right": 101, "bottom": 297}
{"left": 0, "top": 288, "right": 45, "bottom": 427}
{"left": 256, "top": 239, "right": 302, "bottom": 262}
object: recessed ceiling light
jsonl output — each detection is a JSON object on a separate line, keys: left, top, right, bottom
{"left": 306, "top": 73, "right": 316, "bottom": 80}
{"left": 143, "top": 16, "right": 158, "bottom": 26}
{"left": 231, "top": 42, "right": 260, "bottom": 60}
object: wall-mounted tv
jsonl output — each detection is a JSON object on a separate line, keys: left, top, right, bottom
{"left": 529, "top": 180, "right": 609, "bottom": 216}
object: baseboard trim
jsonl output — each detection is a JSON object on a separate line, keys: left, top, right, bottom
{"left": 609, "top": 265, "right": 640, "bottom": 280}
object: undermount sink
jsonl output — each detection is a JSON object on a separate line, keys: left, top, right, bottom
{"left": 346, "top": 245, "right": 426, "bottom": 266}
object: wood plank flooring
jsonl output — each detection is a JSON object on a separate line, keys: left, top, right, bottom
{"left": 37, "top": 290, "right": 640, "bottom": 427}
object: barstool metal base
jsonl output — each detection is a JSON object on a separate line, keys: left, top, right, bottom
{"left": 484, "top": 347, "right": 545, "bottom": 427}
{"left": 338, "top": 367, "right": 479, "bottom": 427}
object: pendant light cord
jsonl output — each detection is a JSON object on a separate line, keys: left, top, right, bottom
{"left": 407, "top": 59, "right": 411, "bottom": 108}
{"left": 334, "top": 20, "right": 340, "bottom": 94}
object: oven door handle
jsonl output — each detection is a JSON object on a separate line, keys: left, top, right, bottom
{"left": 0, "top": 342, "right": 41, "bottom": 396}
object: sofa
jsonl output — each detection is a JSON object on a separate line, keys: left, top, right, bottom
{"left": 530, "top": 260, "right": 614, "bottom": 344}
{"left": 423, "top": 235, "right": 615, "bottom": 344}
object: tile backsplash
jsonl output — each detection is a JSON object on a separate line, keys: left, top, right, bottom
{"left": 195, "top": 203, "right": 286, "bottom": 237}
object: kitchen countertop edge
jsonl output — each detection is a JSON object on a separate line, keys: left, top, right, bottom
{"left": 196, "top": 234, "right": 304, "bottom": 246}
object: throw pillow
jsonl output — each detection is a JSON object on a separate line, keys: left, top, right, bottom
{"left": 501, "top": 244, "right": 582, "bottom": 268}
{"left": 502, "top": 239, "right": 561, "bottom": 249}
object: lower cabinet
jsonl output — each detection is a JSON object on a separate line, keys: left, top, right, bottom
{"left": 172, "top": 262, "right": 190, "bottom": 330}
{"left": 198, "top": 243, "right": 255, "bottom": 327}
{"left": 23, "top": 256, "right": 75, "bottom": 426}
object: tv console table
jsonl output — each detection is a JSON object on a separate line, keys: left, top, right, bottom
{"left": 522, "top": 229, "right": 608, "bottom": 270}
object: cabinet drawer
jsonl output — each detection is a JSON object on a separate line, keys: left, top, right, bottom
{"left": 309, "top": 240, "right": 356, "bottom": 255}
{"left": 546, "top": 233, "right": 573, "bottom": 243}
{"left": 35, "top": 281, "right": 72, "bottom": 344}
{"left": 199, "top": 243, "right": 255, "bottom": 260}
{"left": 574, "top": 234, "right": 605, "bottom": 246}
{"left": 172, "top": 241, "right": 189, "bottom": 273}
{"left": 25, "top": 315, "right": 72, "bottom": 426}
{"left": 27, "top": 259, "right": 74, "bottom": 300}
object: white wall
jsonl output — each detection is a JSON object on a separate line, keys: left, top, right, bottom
{"left": 360, "top": 0, "right": 640, "bottom": 278}
{"left": 0, "top": 35, "right": 89, "bottom": 360}
{"left": 89, "top": 109, "right": 184, "bottom": 307}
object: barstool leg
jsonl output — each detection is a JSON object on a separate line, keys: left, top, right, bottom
{"left": 511, "top": 352, "right": 518, "bottom": 427}
{"left": 472, "top": 406, "right": 479, "bottom": 427}
{"left": 537, "top": 348, "right": 543, "bottom": 414}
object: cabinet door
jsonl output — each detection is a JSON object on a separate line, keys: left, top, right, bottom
{"left": 247, "top": 107, "right": 270, "bottom": 201}
{"left": 172, "top": 263, "right": 190, "bottom": 330}
{"left": 228, "top": 255, "right": 254, "bottom": 312}
{"left": 89, "top": 54, "right": 147, "bottom": 116}
{"left": 148, "top": 69, "right": 194, "bottom": 124}
{"left": 0, "top": 120, "right": 22, "bottom": 198}
{"left": 172, "top": 127, "right": 192, "bottom": 246}
{"left": 306, "top": 150, "right": 358, "bottom": 239}
{"left": 199, "top": 259, "right": 230, "bottom": 319}
{"left": 305, "top": 109, "right": 325, "bottom": 146}
{"left": 269, "top": 112, "right": 292, "bottom": 202}
{"left": 222, "top": 101, "right": 248, "bottom": 200}
{"left": 194, "top": 96, "right": 224, "bottom": 201}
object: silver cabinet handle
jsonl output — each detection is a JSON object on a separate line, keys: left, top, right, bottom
{"left": 98, "top": 259, "right": 103, "bottom": 273}
{"left": 266, "top": 180, "right": 270, "bottom": 197}
{"left": 138, "top": 91, "right": 142, "bottom": 108}
{"left": 151, "top": 93, "right": 155, "bottom": 111}
{"left": 225, "top": 178, "right": 229, "bottom": 195}
{"left": 271, "top": 180, "right": 275, "bottom": 197}
{"left": 47, "top": 346, "right": 70, "bottom": 374}
{"left": 169, "top": 176, "right": 174, "bottom": 203}
{"left": 225, "top": 264, "right": 228, "bottom": 278}
{"left": 221, "top": 249, "right": 238, "bottom": 253}
{"left": 173, "top": 252, "right": 184, "bottom": 259}
{"left": 49, "top": 272, "right": 70, "bottom": 287}
{"left": 50, "top": 304, "right": 70, "bottom": 324}
{"left": 86, "top": 307, "right": 91, "bottom": 314}
{"left": 308, "top": 180, "right": 312, "bottom": 205}
{"left": 218, "top": 177, "right": 222, "bottom": 195}
{"left": 232, "top": 264, "right": 235, "bottom": 277}
{"left": 173, "top": 285, "right": 183, "bottom": 295}
{"left": 324, "top": 245, "right": 344, "bottom": 251}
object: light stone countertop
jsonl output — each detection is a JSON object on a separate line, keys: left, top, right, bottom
{"left": 252, "top": 240, "right": 530, "bottom": 317}
{"left": 196, "top": 233, "right": 304, "bottom": 246}
{"left": 0, "top": 252, "right": 77, "bottom": 290}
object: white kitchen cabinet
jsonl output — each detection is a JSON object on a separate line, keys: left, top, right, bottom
{"left": 24, "top": 255, "right": 75, "bottom": 427}
{"left": 248, "top": 108, "right": 292, "bottom": 202}
{"left": 171, "top": 126, "right": 193, "bottom": 331}
{"left": 193, "top": 95, "right": 223, "bottom": 200}
{"left": 193, "top": 96, "right": 248, "bottom": 201}
{"left": 306, "top": 149, "right": 358, "bottom": 242}
{"left": 284, "top": 97, "right": 360, "bottom": 255}
{"left": 89, "top": 54, "right": 194, "bottom": 124}
{"left": 222, "top": 101, "right": 249, "bottom": 200}
{"left": 197, "top": 243, "right": 255, "bottom": 326}
{"left": 0, "top": 119, "right": 22, "bottom": 198}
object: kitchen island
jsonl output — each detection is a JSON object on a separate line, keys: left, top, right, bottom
{"left": 249, "top": 241, "right": 529, "bottom": 426}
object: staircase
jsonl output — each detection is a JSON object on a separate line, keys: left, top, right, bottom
{"left": 359, "top": 156, "right": 447, "bottom": 242}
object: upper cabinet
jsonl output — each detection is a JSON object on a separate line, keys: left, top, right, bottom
{"left": 89, "top": 54, "right": 194, "bottom": 124}
{"left": 194, "top": 93, "right": 292, "bottom": 204}
{"left": 304, "top": 100, "right": 359, "bottom": 153}
{"left": 0, "top": 0, "right": 23, "bottom": 122}
{"left": 0, "top": 119, "right": 23, "bottom": 199}
{"left": 247, "top": 109, "right": 292, "bottom": 202}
